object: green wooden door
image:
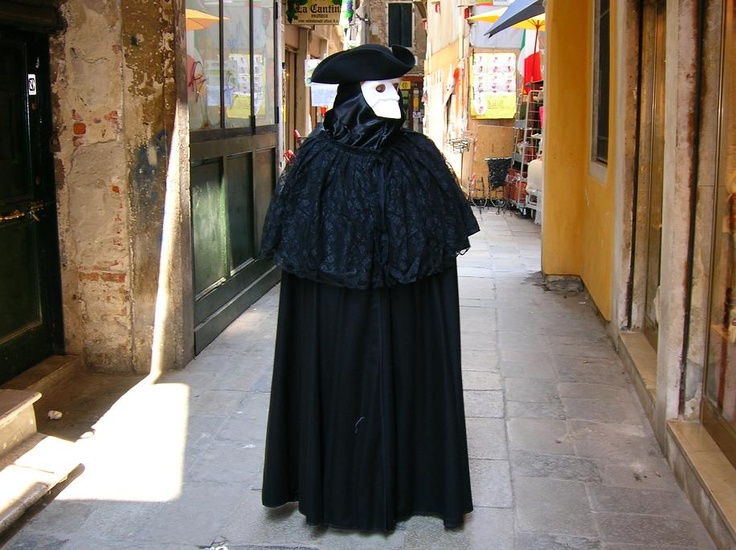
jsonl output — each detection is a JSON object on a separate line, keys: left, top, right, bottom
{"left": 190, "top": 135, "right": 280, "bottom": 352}
{"left": 0, "top": 29, "right": 63, "bottom": 384}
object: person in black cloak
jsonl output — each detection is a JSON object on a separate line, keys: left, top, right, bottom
{"left": 259, "top": 44, "right": 480, "bottom": 532}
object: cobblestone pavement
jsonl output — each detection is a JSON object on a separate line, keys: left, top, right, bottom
{"left": 2, "top": 209, "right": 716, "bottom": 549}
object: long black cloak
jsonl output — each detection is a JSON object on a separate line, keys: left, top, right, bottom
{"left": 260, "top": 83, "right": 479, "bottom": 532}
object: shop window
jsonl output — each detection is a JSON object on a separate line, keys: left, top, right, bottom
{"left": 704, "top": 0, "right": 736, "bottom": 468}
{"left": 592, "top": 0, "right": 610, "bottom": 163}
{"left": 186, "top": 0, "right": 276, "bottom": 131}
{"left": 389, "top": 3, "right": 413, "bottom": 48}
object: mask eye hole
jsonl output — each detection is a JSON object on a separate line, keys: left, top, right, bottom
{"left": 375, "top": 83, "right": 386, "bottom": 93}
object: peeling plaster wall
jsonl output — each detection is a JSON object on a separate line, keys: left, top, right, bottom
{"left": 51, "top": 0, "right": 131, "bottom": 370}
{"left": 366, "top": 0, "right": 388, "bottom": 45}
{"left": 610, "top": 0, "right": 720, "bottom": 425}
{"left": 51, "top": 0, "right": 188, "bottom": 374}
{"left": 683, "top": 0, "right": 723, "bottom": 421}
{"left": 610, "top": 0, "right": 642, "bottom": 334}
{"left": 120, "top": 0, "right": 178, "bottom": 373}
{"left": 655, "top": 0, "right": 701, "bottom": 439}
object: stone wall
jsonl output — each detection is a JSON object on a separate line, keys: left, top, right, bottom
{"left": 50, "top": 0, "right": 191, "bottom": 374}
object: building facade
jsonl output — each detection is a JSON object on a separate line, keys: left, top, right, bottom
{"left": 0, "top": 0, "right": 286, "bottom": 386}
{"left": 546, "top": 3, "right": 736, "bottom": 544}
{"left": 424, "top": 0, "right": 736, "bottom": 546}
{"left": 5, "top": 0, "right": 734, "bottom": 545}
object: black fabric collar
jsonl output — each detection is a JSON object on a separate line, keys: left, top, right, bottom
{"left": 322, "top": 83, "right": 405, "bottom": 150}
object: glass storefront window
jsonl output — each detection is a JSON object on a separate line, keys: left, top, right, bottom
{"left": 186, "top": 1, "right": 221, "bottom": 129}
{"left": 187, "top": 0, "right": 276, "bottom": 131}
{"left": 254, "top": 2, "right": 276, "bottom": 127}
{"left": 705, "top": 1, "right": 736, "bottom": 466}
{"left": 223, "top": 2, "right": 250, "bottom": 128}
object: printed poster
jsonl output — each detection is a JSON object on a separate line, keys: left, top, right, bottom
{"left": 470, "top": 52, "right": 517, "bottom": 119}
{"left": 306, "top": 58, "right": 338, "bottom": 108}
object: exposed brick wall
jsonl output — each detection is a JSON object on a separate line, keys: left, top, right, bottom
{"left": 50, "top": 0, "right": 188, "bottom": 373}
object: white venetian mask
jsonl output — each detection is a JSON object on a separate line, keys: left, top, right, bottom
{"left": 361, "top": 79, "right": 402, "bottom": 119}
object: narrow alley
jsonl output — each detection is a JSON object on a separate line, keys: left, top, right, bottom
{"left": 2, "top": 210, "right": 716, "bottom": 549}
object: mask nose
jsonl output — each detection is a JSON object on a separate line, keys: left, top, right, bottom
{"left": 383, "top": 85, "right": 400, "bottom": 101}
{"left": 361, "top": 79, "right": 402, "bottom": 119}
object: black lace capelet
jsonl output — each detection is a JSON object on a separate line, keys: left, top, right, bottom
{"left": 260, "top": 129, "right": 479, "bottom": 289}
{"left": 261, "top": 81, "right": 479, "bottom": 290}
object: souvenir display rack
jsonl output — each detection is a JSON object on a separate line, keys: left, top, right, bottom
{"left": 505, "top": 84, "right": 543, "bottom": 215}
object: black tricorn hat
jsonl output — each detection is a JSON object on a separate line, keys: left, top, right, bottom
{"left": 311, "top": 44, "right": 415, "bottom": 84}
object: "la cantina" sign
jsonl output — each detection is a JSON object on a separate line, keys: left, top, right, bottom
{"left": 286, "top": 0, "right": 343, "bottom": 25}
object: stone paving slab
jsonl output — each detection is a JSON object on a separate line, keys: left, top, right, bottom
{"left": 505, "top": 377, "right": 562, "bottom": 403}
{"left": 515, "top": 532, "right": 602, "bottom": 550}
{"left": 561, "top": 396, "right": 644, "bottom": 424}
{"left": 508, "top": 417, "right": 576, "bottom": 455}
{"left": 1, "top": 211, "right": 717, "bottom": 549}
{"left": 464, "top": 390, "right": 505, "bottom": 418}
{"left": 515, "top": 476, "right": 597, "bottom": 537}
{"left": 507, "top": 400, "right": 567, "bottom": 420}
{"left": 600, "top": 460, "right": 681, "bottom": 491}
{"left": 468, "top": 459, "right": 513, "bottom": 508}
{"left": 510, "top": 450, "right": 603, "bottom": 483}
{"left": 462, "top": 369, "right": 502, "bottom": 390}
{"left": 588, "top": 485, "right": 699, "bottom": 518}
{"left": 466, "top": 417, "right": 507, "bottom": 460}
{"left": 554, "top": 358, "right": 631, "bottom": 387}
{"left": 500, "top": 358, "right": 558, "bottom": 379}
{"left": 596, "top": 513, "right": 701, "bottom": 546}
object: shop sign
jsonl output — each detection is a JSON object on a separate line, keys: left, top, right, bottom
{"left": 287, "top": 0, "right": 344, "bottom": 25}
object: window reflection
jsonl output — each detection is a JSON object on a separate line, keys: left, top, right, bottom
{"left": 186, "top": 3, "right": 221, "bottom": 129}
{"left": 223, "top": 3, "right": 251, "bottom": 128}
{"left": 223, "top": 3, "right": 276, "bottom": 127}
{"left": 187, "top": 1, "right": 275, "bottom": 130}
{"left": 255, "top": 2, "right": 276, "bottom": 126}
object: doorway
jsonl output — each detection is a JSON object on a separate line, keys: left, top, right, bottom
{"left": 0, "top": 28, "right": 63, "bottom": 384}
{"left": 633, "top": 0, "right": 666, "bottom": 350}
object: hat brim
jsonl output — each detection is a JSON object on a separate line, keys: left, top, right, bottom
{"left": 311, "top": 44, "right": 415, "bottom": 84}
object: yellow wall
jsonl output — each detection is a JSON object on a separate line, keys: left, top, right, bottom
{"left": 543, "top": 0, "right": 614, "bottom": 319}
{"left": 424, "top": 40, "right": 460, "bottom": 158}
{"left": 425, "top": 40, "right": 459, "bottom": 75}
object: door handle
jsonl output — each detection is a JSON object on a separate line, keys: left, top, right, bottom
{"left": 0, "top": 201, "right": 45, "bottom": 224}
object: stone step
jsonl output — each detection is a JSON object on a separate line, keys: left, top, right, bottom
{"left": 1, "top": 355, "right": 82, "bottom": 421}
{"left": 0, "top": 389, "right": 42, "bottom": 457}
{"left": 1, "top": 355, "right": 82, "bottom": 397}
{"left": 0, "top": 432, "right": 79, "bottom": 533}
{"left": 0, "top": 358, "right": 83, "bottom": 535}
